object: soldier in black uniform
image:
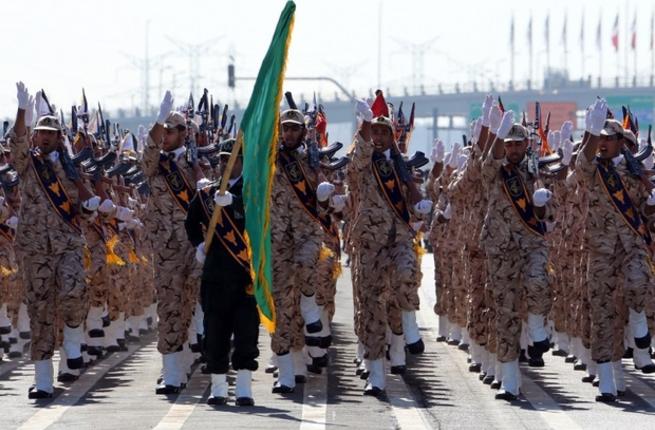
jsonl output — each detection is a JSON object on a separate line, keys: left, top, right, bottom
{"left": 184, "top": 138, "right": 259, "bottom": 407}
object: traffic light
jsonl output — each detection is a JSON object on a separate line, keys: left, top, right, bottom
{"left": 228, "top": 64, "right": 235, "bottom": 89}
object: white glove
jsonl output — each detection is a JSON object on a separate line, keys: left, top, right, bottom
{"left": 214, "top": 191, "right": 233, "bottom": 207}
{"left": 561, "top": 139, "right": 574, "bottom": 165}
{"left": 16, "top": 82, "right": 30, "bottom": 110}
{"left": 550, "top": 131, "right": 561, "bottom": 152}
{"left": 457, "top": 153, "right": 468, "bottom": 170}
{"left": 647, "top": 189, "right": 655, "bottom": 206}
{"left": 355, "top": 98, "right": 373, "bottom": 122}
{"left": 471, "top": 118, "right": 483, "bottom": 144}
{"left": 316, "top": 182, "right": 335, "bottom": 202}
{"left": 443, "top": 203, "right": 452, "bottom": 220}
{"left": 481, "top": 95, "right": 494, "bottom": 127}
{"left": 643, "top": 153, "right": 655, "bottom": 171}
{"left": 157, "top": 90, "right": 174, "bottom": 125}
{"left": 560, "top": 120, "right": 574, "bottom": 142}
{"left": 6, "top": 216, "right": 18, "bottom": 230}
{"left": 488, "top": 105, "right": 502, "bottom": 132}
{"left": 448, "top": 143, "right": 460, "bottom": 168}
{"left": 24, "top": 95, "right": 35, "bottom": 128}
{"left": 532, "top": 188, "right": 553, "bottom": 207}
{"left": 195, "top": 243, "right": 206, "bottom": 264}
{"left": 98, "top": 199, "right": 116, "bottom": 214}
{"left": 443, "top": 151, "right": 451, "bottom": 167}
{"left": 82, "top": 196, "right": 101, "bottom": 212}
{"left": 116, "top": 206, "right": 134, "bottom": 222}
{"left": 196, "top": 178, "right": 212, "bottom": 190}
{"left": 0, "top": 196, "right": 4, "bottom": 207}
{"left": 584, "top": 108, "right": 591, "bottom": 133}
{"left": 496, "top": 110, "right": 515, "bottom": 139}
{"left": 431, "top": 139, "right": 445, "bottom": 163}
{"left": 330, "top": 194, "right": 347, "bottom": 212}
{"left": 414, "top": 199, "right": 433, "bottom": 214}
{"left": 588, "top": 99, "right": 608, "bottom": 136}
{"left": 547, "top": 130, "right": 554, "bottom": 148}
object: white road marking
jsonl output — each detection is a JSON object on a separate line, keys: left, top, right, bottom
{"left": 152, "top": 366, "right": 209, "bottom": 430}
{"left": 18, "top": 343, "right": 144, "bottom": 430}
{"left": 519, "top": 375, "right": 584, "bottom": 429}
{"left": 624, "top": 372, "right": 655, "bottom": 410}
{"left": 299, "top": 368, "right": 328, "bottom": 430}
{"left": 417, "top": 283, "right": 583, "bottom": 430}
{"left": 386, "top": 374, "right": 432, "bottom": 430}
{"left": 0, "top": 358, "right": 27, "bottom": 377}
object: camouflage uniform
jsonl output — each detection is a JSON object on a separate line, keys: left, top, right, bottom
{"left": 0, "top": 219, "right": 21, "bottom": 329}
{"left": 9, "top": 132, "right": 89, "bottom": 361}
{"left": 575, "top": 154, "right": 653, "bottom": 363}
{"left": 548, "top": 180, "right": 569, "bottom": 335}
{"left": 83, "top": 219, "right": 108, "bottom": 314}
{"left": 480, "top": 156, "right": 552, "bottom": 363}
{"left": 347, "top": 133, "right": 419, "bottom": 360}
{"left": 563, "top": 171, "right": 590, "bottom": 349}
{"left": 315, "top": 229, "right": 340, "bottom": 321}
{"left": 142, "top": 136, "right": 201, "bottom": 354}
{"left": 270, "top": 147, "right": 323, "bottom": 355}
{"left": 427, "top": 168, "right": 452, "bottom": 319}
{"left": 448, "top": 146, "right": 488, "bottom": 347}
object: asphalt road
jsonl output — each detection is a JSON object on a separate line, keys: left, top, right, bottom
{"left": 2, "top": 255, "right": 655, "bottom": 429}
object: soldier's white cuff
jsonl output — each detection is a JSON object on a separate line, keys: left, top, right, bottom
{"left": 116, "top": 206, "right": 134, "bottom": 222}
{"left": 98, "top": 199, "right": 116, "bottom": 214}
{"left": 82, "top": 196, "right": 101, "bottom": 212}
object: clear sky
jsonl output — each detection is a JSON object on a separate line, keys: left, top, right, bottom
{"left": 0, "top": 0, "right": 651, "bottom": 119}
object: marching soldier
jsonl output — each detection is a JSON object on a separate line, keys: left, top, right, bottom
{"left": 576, "top": 99, "right": 655, "bottom": 402}
{"left": 10, "top": 82, "right": 100, "bottom": 398}
{"left": 142, "top": 91, "right": 205, "bottom": 394}
{"left": 269, "top": 107, "right": 329, "bottom": 393}
{"left": 480, "top": 109, "right": 554, "bottom": 401}
{"left": 347, "top": 97, "right": 432, "bottom": 396}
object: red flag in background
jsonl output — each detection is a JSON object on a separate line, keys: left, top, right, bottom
{"left": 315, "top": 108, "right": 328, "bottom": 147}
{"left": 498, "top": 96, "right": 506, "bottom": 113}
{"left": 371, "top": 90, "right": 390, "bottom": 118}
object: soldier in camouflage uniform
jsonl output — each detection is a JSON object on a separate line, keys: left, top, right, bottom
{"left": 10, "top": 82, "right": 100, "bottom": 398}
{"left": 480, "top": 108, "right": 554, "bottom": 401}
{"left": 575, "top": 99, "right": 655, "bottom": 402}
{"left": 269, "top": 108, "right": 331, "bottom": 393}
{"left": 346, "top": 99, "right": 432, "bottom": 396}
{"left": 142, "top": 91, "right": 204, "bottom": 395}
{"left": 448, "top": 125, "right": 490, "bottom": 373}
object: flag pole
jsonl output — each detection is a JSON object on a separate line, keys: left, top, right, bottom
{"left": 204, "top": 131, "right": 243, "bottom": 253}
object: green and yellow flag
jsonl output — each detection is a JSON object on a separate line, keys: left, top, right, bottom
{"left": 240, "top": 0, "right": 296, "bottom": 333}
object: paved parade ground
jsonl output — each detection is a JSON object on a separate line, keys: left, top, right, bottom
{"left": 2, "top": 256, "right": 655, "bottom": 430}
